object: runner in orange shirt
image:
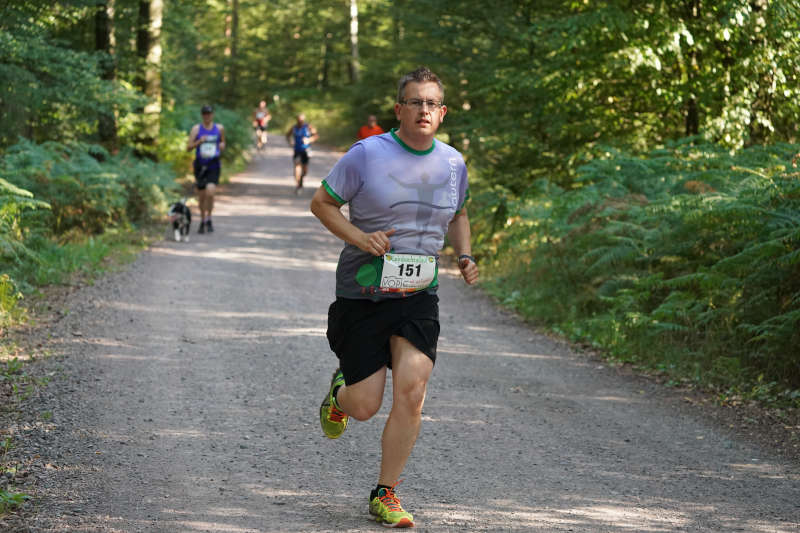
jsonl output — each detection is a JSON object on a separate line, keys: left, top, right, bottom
{"left": 357, "top": 115, "right": 384, "bottom": 140}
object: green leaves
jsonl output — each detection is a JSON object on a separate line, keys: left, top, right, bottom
{"left": 476, "top": 140, "right": 800, "bottom": 405}
{"left": 0, "top": 489, "right": 30, "bottom": 514}
{"left": 0, "top": 175, "right": 50, "bottom": 267}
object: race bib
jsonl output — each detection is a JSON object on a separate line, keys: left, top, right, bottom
{"left": 199, "top": 139, "right": 217, "bottom": 159}
{"left": 380, "top": 254, "right": 436, "bottom": 293}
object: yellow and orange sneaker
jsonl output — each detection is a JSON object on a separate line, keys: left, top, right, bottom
{"left": 319, "top": 368, "right": 348, "bottom": 439}
{"left": 369, "top": 484, "right": 414, "bottom": 528}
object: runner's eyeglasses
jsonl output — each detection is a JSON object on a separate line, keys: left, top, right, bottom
{"left": 400, "top": 99, "right": 443, "bottom": 110}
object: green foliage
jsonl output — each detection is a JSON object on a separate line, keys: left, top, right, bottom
{"left": 0, "top": 490, "right": 30, "bottom": 514}
{"left": 0, "top": 275, "right": 26, "bottom": 330}
{"left": 2, "top": 357, "right": 24, "bottom": 379}
{"left": 10, "top": 225, "right": 158, "bottom": 294}
{"left": 0, "top": 176, "right": 48, "bottom": 325}
{"left": 360, "top": 0, "right": 800, "bottom": 192}
{"left": 0, "top": 138, "right": 176, "bottom": 308}
{"left": 474, "top": 141, "right": 800, "bottom": 405}
{"left": 1, "top": 140, "right": 175, "bottom": 236}
{"left": 0, "top": 436, "right": 29, "bottom": 515}
{"left": 0, "top": 4, "right": 141, "bottom": 149}
{"left": 0, "top": 176, "right": 50, "bottom": 265}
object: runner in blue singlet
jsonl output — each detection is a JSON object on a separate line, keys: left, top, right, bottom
{"left": 285, "top": 113, "right": 318, "bottom": 195}
{"left": 186, "top": 105, "right": 226, "bottom": 233}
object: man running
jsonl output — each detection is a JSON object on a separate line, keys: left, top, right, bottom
{"left": 186, "top": 105, "right": 225, "bottom": 233}
{"left": 285, "top": 113, "right": 318, "bottom": 194}
{"left": 253, "top": 100, "right": 271, "bottom": 149}
{"left": 310, "top": 66, "right": 478, "bottom": 528}
{"left": 358, "top": 114, "right": 384, "bottom": 140}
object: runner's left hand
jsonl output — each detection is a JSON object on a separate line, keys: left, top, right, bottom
{"left": 458, "top": 256, "right": 479, "bottom": 285}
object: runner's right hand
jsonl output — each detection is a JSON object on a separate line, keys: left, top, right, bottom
{"left": 360, "top": 229, "right": 396, "bottom": 256}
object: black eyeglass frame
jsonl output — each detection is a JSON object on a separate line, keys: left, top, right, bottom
{"left": 399, "top": 99, "right": 444, "bottom": 109}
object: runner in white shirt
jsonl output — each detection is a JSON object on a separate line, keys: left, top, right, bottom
{"left": 252, "top": 100, "right": 271, "bottom": 149}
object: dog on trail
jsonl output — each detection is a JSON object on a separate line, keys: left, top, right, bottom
{"left": 167, "top": 199, "right": 192, "bottom": 242}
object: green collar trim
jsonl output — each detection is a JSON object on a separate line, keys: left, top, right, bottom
{"left": 390, "top": 128, "right": 435, "bottom": 156}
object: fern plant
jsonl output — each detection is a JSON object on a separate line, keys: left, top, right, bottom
{"left": 474, "top": 140, "right": 800, "bottom": 405}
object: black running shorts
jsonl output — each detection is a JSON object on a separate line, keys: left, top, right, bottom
{"left": 293, "top": 149, "right": 310, "bottom": 165}
{"left": 194, "top": 161, "right": 220, "bottom": 190}
{"left": 326, "top": 292, "right": 440, "bottom": 385}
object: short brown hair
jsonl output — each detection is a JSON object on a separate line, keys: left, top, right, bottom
{"left": 397, "top": 67, "right": 444, "bottom": 103}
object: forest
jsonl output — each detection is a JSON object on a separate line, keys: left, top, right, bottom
{"left": 1, "top": 0, "right": 799, "bottom": 413}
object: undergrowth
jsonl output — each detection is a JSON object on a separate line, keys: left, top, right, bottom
{"left": 0, "top": 365, "right": 36, "bottom": 515}
{"left": 0, "top": 437, "right": 29, "bottom": 516}
{"left": 472, "top": 139, "right": 800, "bottom": 408}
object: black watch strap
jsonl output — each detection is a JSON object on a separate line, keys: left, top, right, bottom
{"left": 458, "top": 254, "right": 476, "bottom": 265}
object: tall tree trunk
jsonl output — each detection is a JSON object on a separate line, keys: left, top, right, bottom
{"left": 135, "top": 0, "right": 162, "bottom": 156}
{"left": 685, "top": 95, "right": 699, "bottom": 136}
{"left": 393, "top": 0, "right": 404, "bottom": 45}
{"left": 95, "top": 0, "right": 118, "bottom": 154}
{"left": 348, "top": 0, "right": 360, "bottom": 83}
{"left": 747, "top": 0, "right": 771, "bottom": 144}
{"left": 136, "top": 1, "right": 149, "bottom": 94}
{"left": 228, "top": 0, "right": 239, "bottom": 103}
{"left": 684, "top": 0, "right": 700, "bottom": 136}
{"left": 320, "top": 36, "right": 330, "bottom": 89}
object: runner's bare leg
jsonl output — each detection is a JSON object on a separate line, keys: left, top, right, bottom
{"left": 294, "top": 162, "right": 304, "bottom": 189}
{"left": 379, "top": 335, "right": 434, "bottom": 486}
{"left": 300, "top": 163, "right": 308, "bottom": 188}
{"left": 205, "top": 183, "right": 216, "bottom": 216}
{"left": 198, "top": 188, "right": 207, "bottom": 220}
{"left": 336, "top": 367, "right": 387, "bottom": 421}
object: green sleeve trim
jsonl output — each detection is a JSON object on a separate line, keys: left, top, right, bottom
{"left": 390, "top": 128, "right": 435, "bottom": 156}
{"left": 322, "top": 179, "right": 346, "bottom": 205}
{"left": 456, "top": 187, "right": 470, "bottom": 214}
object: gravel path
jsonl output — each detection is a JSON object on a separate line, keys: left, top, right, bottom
{"left": 3, "top": 143, "right": 799, "bottom": 532}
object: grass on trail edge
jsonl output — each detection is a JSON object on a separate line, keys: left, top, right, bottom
{"left": 1, "top": 222, "right": 163, "bottom": 388}
{"left": 1, "top": 436, "right": 31, "bottom": 517}
{"left": 0, "top": 222, "right": 163, "bottom": 519}
{"left": 482, "top": 277, "right": 800, "bottom": 415}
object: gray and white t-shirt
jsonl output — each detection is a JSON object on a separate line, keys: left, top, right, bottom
{"left": 323, "top": 129, "right": 469, "bottom": 300}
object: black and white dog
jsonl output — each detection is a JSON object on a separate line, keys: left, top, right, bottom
{"left": 167, "top": 198, "right": 192, "bottom": 242}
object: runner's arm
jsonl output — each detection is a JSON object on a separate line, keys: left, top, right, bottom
{"left": 307, "top": 125, "right": 319, "bottom": 144}
{"left": 310, "top": 187, "right": 394, "bottom": 256}
{"left": 218, "top": 125, "right": 226, "bottom": 153}
{"left": 186, "top": 125, "right": 202, "bottom": 151}
{"left": 447, "top": 209, "right": 479, "bottom": 285}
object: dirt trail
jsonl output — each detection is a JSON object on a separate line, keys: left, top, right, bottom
{"left": 5, "top": 143, "right": 800, "bottom": 532}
